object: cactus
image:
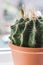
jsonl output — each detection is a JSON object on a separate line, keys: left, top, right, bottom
{"left": 9, "top": 10, "right": 43, "bottom": 48}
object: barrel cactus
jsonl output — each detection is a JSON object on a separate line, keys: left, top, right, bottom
{"left": 9, "top": 9, "right": 43, "bottom": 48}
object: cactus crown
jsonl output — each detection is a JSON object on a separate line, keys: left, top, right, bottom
{"left": 10, "top": 9, "right": 43, "bottom": 48}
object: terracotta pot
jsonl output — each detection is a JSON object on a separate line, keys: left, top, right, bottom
{"left": 9, "top": 42, "right": 43, "bottom": 65}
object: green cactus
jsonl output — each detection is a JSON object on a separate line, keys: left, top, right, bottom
{"left": 9, "top": 11, "right": 43, "bottom": 48}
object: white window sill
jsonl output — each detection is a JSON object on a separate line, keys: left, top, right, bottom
{"left": 0, "top": 48, "right": 14, "bottom": 65}
{"left": 0, "top": 62, "right": 13, "bottom": 65}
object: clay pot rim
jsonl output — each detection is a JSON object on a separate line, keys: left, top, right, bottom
{"left": 9, "top": 42, "right": 43, "bottom": 52}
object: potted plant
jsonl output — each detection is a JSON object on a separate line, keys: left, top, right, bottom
{"left": 9, "top": 9, "right": 43, "bottom": 65}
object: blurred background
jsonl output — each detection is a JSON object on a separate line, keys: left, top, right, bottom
{"left": 0, "top": 0, "right": 43, "bottom": 65}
